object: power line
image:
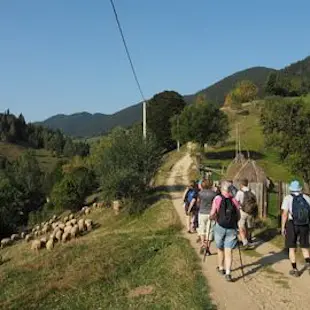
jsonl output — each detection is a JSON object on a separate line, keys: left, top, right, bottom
{"left": 109, "top": 0, "right": 146, "bottom": 103}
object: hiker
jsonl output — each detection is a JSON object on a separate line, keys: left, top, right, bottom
{"left": 281, "top": 180, "right": 310, "bottom": 277}
{"left": 210, "top": 180, "right": 240, "bottom": 282}
{"left": 235, "top": 179, "right": 258, "bottom": 248}
{"left": 197, "top": 179, "right": 217, "bottom": 255}
{"left": 183, "top": 180, "right": 199, "bottom": 233}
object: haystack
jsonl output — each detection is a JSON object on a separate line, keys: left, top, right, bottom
{"left": 225, "top": 159, "right": 267, "bottom": 184}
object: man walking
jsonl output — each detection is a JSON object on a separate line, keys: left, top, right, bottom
{"left": 281, "top": 180, "right": 310, "bottom": 277}
{"left": 235, "top": 179, "right": 258, "bottom": 248}
{"left": 197, "top": 179, "right": 217, "bottom": 255}
{"left": 210, "top": 180, "right": 240, "bottom": 282}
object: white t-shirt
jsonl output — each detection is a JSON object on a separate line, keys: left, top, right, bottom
{"left": 235, "top": 187, "right": 255, "bottom": 206}
{"left": 281, "top": 192, "right": 310, "bottom": 220}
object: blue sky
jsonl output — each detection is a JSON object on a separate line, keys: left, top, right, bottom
{"left": 1, "top": 0, "right": 309, "bottom": 122}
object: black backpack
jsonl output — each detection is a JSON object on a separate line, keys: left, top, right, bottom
{"left": 218, "top": 195, "right": 238, "bottom": 229}
{"left": 291, "top": 194, "right": 310, "bottom": 226}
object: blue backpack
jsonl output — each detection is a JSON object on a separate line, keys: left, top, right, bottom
{"left": 184, "top": 188, "right": 197, "bottom": 212}
{"left": 291, "top": 194, "right": 310, "bottom": 226}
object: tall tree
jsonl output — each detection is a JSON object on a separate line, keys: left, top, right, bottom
{"left": 171, "top": 99, "right": 229, "bottom": 147}
{"left": 146, "top": 91, "right": 187, "bottom": 151}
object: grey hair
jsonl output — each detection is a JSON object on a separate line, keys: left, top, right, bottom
{"left": 221, "top": 180, "right": 231, "bottom": 192}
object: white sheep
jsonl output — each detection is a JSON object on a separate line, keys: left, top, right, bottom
{"left": 78, "top": 219, "right": 86, "bottom": 233}
{"left": 1, "top": 238, "right": 13, "bottom": 248}
{"left": 63, "top": 216, "right": 69, "bottom": 223}
{"left": 70, "top": 225, "right": 79, "bottom": 239}
{"left": 25, "top": 234, "right": 33, "bottom": 242}
{"left": 70, "top": 218, "right": 77, "bottom": 225}
{"left": 21, "top": 232, "right": 26, "bottom": 239}
{"left": 62, "top": 232, "right": 70, "bottom": 243}
{"left": 85, "top": 208, "right": 91, "bottom": 215}
{"left": 55, "top": 230, "right": 63, "bottom": 242}
{"left": 58, "top": 223, "right": 65, "bottom": 230}
{"left": 46, "top": 239, "right": 54, "bottom": 250}
{"left": 64, "top": 226, "right": 72, "bottom": 234}
{"left": 31, "top": 240, "right": 41, "bottom": 251}
{"left": 85, "top": 219, "right": 93, "bottom": 232}
{"left": 40, "top": 237, "right": 47, "bottom": 245}
{"left": 69, "top": 213, "right": 74, "bottom": 220}
{"left": 11, "top": 234, "right": 19, "bottom": 241}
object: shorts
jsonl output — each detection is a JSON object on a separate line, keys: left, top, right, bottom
{"left": 285, "top": 221, "right": 310, "bottom": 249}
{"left": 214, "top": 223, "right": 238, "bottom": 249}
{"left": 238, "top": 210, "right": 254, "bottom": 229}
{"left": 198, "top": 214, "right": 215, "bottom": 240}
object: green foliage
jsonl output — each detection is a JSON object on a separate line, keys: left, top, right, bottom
{"left": 50, "top": 166, "right": 96, "bottom": 211}
{"left": 94, "top": 125, "right": 162, "bottom": 206}
{"left": 260, "top": 96, "right": 310, "bottom": 184}
{"left": 0, "top": 110, "right": 89, "bottom": 157}
{"left": 171, "top": 99, "right": 229, "bottom": 146}
{"left": 265, "top": 71, "right": 310, "bottom": 97}
{"left": 224, "top": 80, "right": 258, "bottom": 109}
{"left": 146, "top": 91, "right": 187, "bottom": 151}
{"left": 0, "top": 177, "right": 23, "bottom": 236}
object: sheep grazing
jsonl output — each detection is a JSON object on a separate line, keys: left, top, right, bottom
{"left": 21, "top": 232, "right": 26, "bottom": 239}
{"left": 52, "top": 214, "right": 57, "bottom": 221}
{"left": 70, "top": 218, "right": 77, "bottom": 225}
{"left": 85, "top": 208, "right": 91, "bottom": 215}
{"left": 62, "top": 232, "right": 70, "bottom": 243}
{"left": 58, "top": 223, "right": 65, "bottom": 230}
{"left": 78, "top": 219, "right": 86, "bottom": 233}
{"left": 55, "top": 230, "right": 63, "bottom": 242}
{"left": 70, "top": 225, "right": 79, "bottom": 239}
{"left": 11, "top": 234, "right": 19, "bottom": 241}
{"left": 64, "top": 226, "right": 72, "bottom": 234}
{"left": 25, "top": 234, "right": 33, "bottom": 242}
{"left": 46, "top": 239, "right": 54, "bottom": 250}
{"left": 63, "top": 216, "right": 69, "bottom": 223}
{"left": 1, "top": 238, "right": 13, "bottom": 249}
{"left": 31, "top": 240, "right": 42, "bottom": 251}
{"left": 69, "top": 213, "right": 74, "bottom": 220}
{"left": 85, "top": 219, "right": 93, "bottom": 232}
{"left": 42, "top": 224, "right": 51, "bottom": 234}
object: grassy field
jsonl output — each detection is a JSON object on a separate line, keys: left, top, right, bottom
{"left": 202, "top": 103, "right": 295, "bottom": 182}
{"left": 0, "top": 142, "right": 62, "bottom": 172}
{"left": 0, "top": 151, "right": 214, "bottom": 310}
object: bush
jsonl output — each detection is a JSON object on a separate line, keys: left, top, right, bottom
{"left": 94, "top": 125, "right": 162, "bottom": 213}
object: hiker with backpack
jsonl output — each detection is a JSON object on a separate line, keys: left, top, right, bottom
{"left": 183, "top": 180, "right": 199, "bottom": 233}
{"left": 281, "top": 180, "right": 310, "bottom": 277}
{"left": 235, "top": 179, "right": 258, "bottom": 249}
{"left": 210, "top": 180, "right": 240, "bottom": 282}
{"left": 197, "top": 179, "right": 217, "bottom": 256}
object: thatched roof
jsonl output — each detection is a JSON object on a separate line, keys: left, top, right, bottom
{"left": 225, "top": 159, "right": 267, "bottom": 184}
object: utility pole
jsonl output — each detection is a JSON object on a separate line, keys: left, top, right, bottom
{"left": 143, "top": 101, "right": 146, "bottom": 139}
{"left": 177, "top": 116, "right": 180, "bottom": 152}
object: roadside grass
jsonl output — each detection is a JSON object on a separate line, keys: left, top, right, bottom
{"left": 0, "top": 149, "right": 215, "bottom": 310}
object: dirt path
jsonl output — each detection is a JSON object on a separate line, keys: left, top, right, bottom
{"left": 167, "top": 152, "right": 310, "bottom": 310}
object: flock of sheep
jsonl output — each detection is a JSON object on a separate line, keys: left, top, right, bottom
{"left": 0, "top": 204, "right": 99, "bottom": 252}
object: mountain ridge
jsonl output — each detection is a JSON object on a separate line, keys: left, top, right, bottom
{"left": 39, "top": 55, "right": 310, "bottom": 137}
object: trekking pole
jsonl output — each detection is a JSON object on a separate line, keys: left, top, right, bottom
{"left": 237, "top": 230, "right": 245, "bottom": 281}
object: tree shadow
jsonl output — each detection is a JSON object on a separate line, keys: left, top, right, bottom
{"left": 232, "top": 248, "right": 287, "bottom": 282}
{"left": 204, "top": 150, "right": 264, "bottom": 161}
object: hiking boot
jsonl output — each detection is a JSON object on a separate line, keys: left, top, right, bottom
{"left": 225, "top": 274, "right": 233, "bottom": 282}
{"left": 289, "top": 269, "right": 300, "bottom": 277}
{"left": 216, "top": 267, "right": 225, "bottom": 275}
